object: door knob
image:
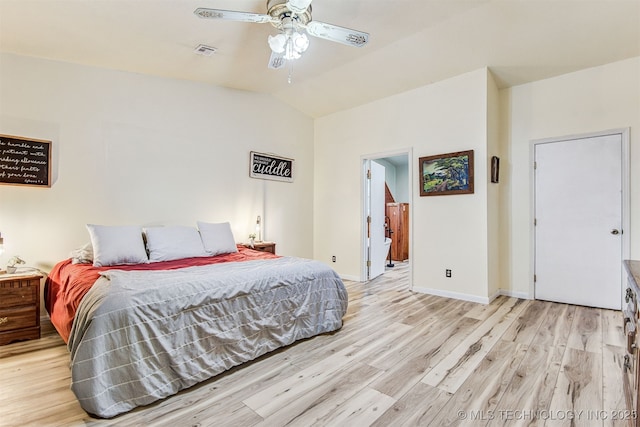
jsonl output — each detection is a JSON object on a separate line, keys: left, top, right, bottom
{"left": 611, "top": 229, "right": 620, "bottom": 235}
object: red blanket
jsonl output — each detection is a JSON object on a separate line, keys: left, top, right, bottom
{"left": 45, "top": 245, "right": 278, "bottom": 343}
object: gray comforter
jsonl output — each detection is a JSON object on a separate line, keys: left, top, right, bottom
{"left": 67, "top": 256, "right": 348, "bottom": 418}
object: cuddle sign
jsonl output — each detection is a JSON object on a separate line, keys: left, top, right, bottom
{"left": 249, "top": 151, "right": 294, "bottom": 183}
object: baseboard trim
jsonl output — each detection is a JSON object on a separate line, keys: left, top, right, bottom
{"left": 499, "top": 289, "right": 532, "bottom": 300}
{"left": 412, "top": 286, "right": 491, "bottom": 305}
{"left": 412, "top": 285, "right": 532, "bottom": 304}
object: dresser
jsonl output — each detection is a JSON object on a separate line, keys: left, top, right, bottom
{"left": 623, "top": 260, "right": 640, "bottom": 426}
{"left": 0, "top": 273, "right": 42, "bottom": 345}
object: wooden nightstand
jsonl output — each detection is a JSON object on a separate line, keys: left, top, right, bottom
{"left": 245, "top": 242, "right": 276, "bottom": 254}
{"left": 0, "top": 273, "right": 42, "bottom": 346}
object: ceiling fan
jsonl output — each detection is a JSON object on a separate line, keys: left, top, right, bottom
{"left": 194, "top": 0, "right": 369, "bottom": 70}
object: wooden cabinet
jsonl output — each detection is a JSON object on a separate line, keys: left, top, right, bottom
{"left": 245, "top": 242, "right": 276, "bottom": 254}
{"left": 386, "top": 203, "right": 409, "bottom": 262}
{"left": 624, "top": 261, "right": 640, "bottom": 425}
{"left": 623, "top": 260, "right": 640, "bottom": 426}
{"left": 0, "top": 273, "right": 42, "bottom": 345}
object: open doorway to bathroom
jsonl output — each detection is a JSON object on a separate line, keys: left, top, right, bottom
{"left": 361, "top": 149, "right": 412, "bottom": 287}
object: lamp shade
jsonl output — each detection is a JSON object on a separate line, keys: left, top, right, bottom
{"left": 255, "top": 215, "right": 262, "bottom": 242}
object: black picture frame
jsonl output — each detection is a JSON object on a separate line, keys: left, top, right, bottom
{"left": 0, "top": 134, "right": 51, "bottom": 187}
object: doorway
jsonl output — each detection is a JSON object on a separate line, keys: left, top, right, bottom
{"left": 362, "top": 150, "right": 412, "bottom": 284}
{"left": 533, "top": 129, "right": 629, "bottom": 309}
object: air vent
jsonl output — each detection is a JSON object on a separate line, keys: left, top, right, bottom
{"left": 194, "top": 44, "right": 217, "bottom": 56}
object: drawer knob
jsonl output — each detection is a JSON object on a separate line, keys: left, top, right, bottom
{"left": 626, "top": 288, "right": 635, "bottom": 303}
{"left": 0, "top": 317, "right": 8, "bottom": 326}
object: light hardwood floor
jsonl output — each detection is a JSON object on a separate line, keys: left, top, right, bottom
{"left": 0, "top": 263, "right": 632, "bottom": 426}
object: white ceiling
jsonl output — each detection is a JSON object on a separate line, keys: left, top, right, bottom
{"left": 1, "top": 0, "right": 638, "bottom": 118}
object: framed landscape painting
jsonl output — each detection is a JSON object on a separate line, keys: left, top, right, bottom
{"left": 419, "top": 150, "right": 474, "bottom": 196}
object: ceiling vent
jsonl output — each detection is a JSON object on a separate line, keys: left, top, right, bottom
{"left": 194, "top": 44, "right": 217, "bottom": 56}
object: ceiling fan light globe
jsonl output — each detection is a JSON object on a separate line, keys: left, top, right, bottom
{"left": 268, "top": 34, "right": 287, "bottom": 53}
{"left": 292, "top": 32, "right": 309, "bottom": 53}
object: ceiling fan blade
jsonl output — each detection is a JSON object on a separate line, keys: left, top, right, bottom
{"left": 305, "top": 21, "right": 369, "bottom": 47}
{"left": 268, "top": 51, "right": 286, "bottom": 69}
{"left": 194, "top": 8, "right": 273, "bottom": 24}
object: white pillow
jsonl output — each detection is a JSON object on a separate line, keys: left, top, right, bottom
{"left": 86, "top": 224, "right": 149, "bottom": 267}
{"left": 70, "top": 242, "right": 93, "bottom": 264}
{"left": 197, "top": 221, "right": 238, "bottom": 256}
{"left": 145, "top": 226, "right": 208, "bottom": 262}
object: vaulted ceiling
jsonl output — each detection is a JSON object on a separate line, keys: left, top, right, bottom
{"left": 1, "top": 0, "right": 638, "bottom": 117}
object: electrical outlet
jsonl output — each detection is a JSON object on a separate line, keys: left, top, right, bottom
{"left": 446, "top": 269, "right": 452, "bottom": 278}
{"left": 332, "top": 256, "right": 336, "bottom": 263}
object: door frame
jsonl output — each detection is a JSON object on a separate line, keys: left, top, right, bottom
{"left": 529, "top": 128, "right": 630, "bottom": 303}
{"left": 361, "top": 148, "right": 414, "bottom": 288}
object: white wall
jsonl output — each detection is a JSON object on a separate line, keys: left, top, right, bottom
{"left": 315, "top": 56, "right": 639, "bottom": 302}
{"left": 315, "top": 69, "right": 492, "bottom": 300}
{"left": 487, "top": 71, "right": 502, "bottom": 299}
{"left": 501, "top": 56, "right": 640, "bottom": 297}
{"left": 395, "top": 162, "right": 410, "bottom": 203}
{"left": 0, "top": 53, "right": 315, "bottom": 276}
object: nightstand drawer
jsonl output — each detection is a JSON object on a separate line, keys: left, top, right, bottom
{"left": 0, "top": 274, "right": 42, "bottom": 345}
{"left": 0, "top": 282, "right": 37, "bottom": 308}
{"left": 0, "top": 306, "right": 37, "bottom": 332}
{"left": 248, "top": 242, "right": 276, "bottom": 254}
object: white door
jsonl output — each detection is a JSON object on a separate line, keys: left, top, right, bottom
{"left": 534, "top": 133, "right": 623, "bottom": 309}
{"left": 367, "top": 160, "right": 386, "bottom": 280}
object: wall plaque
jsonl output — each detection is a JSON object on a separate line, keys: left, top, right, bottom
{"left": 0, "top": 134, "right": 51, "bottom": 187}
{"left": 250, "top": 151, "right": 294, "bottom": 183}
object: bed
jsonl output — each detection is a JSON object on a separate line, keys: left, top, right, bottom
{"left": 44, "top": 223, "right": 348, "bottom": 418}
